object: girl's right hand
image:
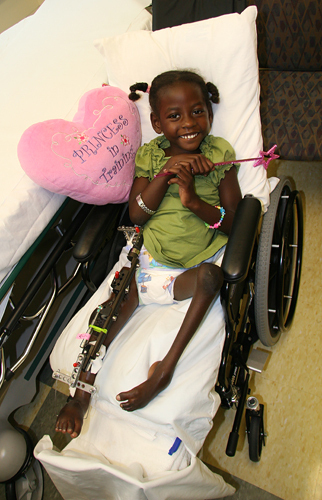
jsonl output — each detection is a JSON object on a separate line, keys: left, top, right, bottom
{"left": 163, "top": 154, "right": 213, "bottom": 177}
{"left": 167, "top": 162, "right": 199, "bottom": 209}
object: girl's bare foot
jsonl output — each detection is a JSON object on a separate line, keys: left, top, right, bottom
{"left": 55, "top": 398, "right": 89, "bottom": 438}
{"left": 116, "top": 361, "right": 173, "bottom": 411}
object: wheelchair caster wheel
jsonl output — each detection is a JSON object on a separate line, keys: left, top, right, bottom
{"left": 246, "top": 399, "right": 266, "bottom": 462}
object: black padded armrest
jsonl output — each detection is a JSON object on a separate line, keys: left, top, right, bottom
{"left": 73, "top": 204, "right": 122, "bottom": 263}
{"left": 222, "top": 196, "right": 262, "bottom": 283}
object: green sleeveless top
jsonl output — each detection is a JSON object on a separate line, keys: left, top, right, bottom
{"left": 135, "top": 135, "right": 237, "bottom": 268}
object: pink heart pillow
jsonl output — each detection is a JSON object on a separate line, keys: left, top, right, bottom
{"left": 18, "top": 86, "right": 141, "bottom": 205}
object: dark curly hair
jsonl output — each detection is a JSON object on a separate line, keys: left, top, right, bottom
{"left": 129, "top": 70, "right": 219, "bottom": 116}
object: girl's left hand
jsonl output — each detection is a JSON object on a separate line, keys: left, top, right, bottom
{"left": 167, "top": 161, "right": 199, "bottom": 208}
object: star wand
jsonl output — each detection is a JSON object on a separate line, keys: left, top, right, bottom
{"left": 154, "top": 144, "right": 279, "bottom": 178}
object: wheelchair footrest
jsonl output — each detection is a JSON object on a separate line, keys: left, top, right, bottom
{"left": 247, "top": 348, "right": 270, "bottom": 373}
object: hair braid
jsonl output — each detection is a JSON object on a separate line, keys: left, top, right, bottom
{"left": 206, "top": 82, "right": 220, "bottom": 104}
{"left": 128, "top": 82, "right": 149, "bottom": 102}
{"left": 129, "top": 71, "right": 220, "bottom": 115}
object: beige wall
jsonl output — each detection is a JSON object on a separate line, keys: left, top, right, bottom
{"left": 0, "top": 0, "right": 44, "bottom": 33}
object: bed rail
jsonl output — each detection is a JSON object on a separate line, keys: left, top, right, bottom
{"left": 0, "top": 203, "right": 93, "bottom": 387}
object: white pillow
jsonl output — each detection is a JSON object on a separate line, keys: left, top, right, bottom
{"left": 94, "top": 6, "right": 272, "bottom": 210}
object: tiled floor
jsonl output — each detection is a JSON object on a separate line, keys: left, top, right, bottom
{"left": 0, "top": 0, "right": 44, "bottom": 33}
{"left": 1, "top": 160, "right": 320, "bottom": 500}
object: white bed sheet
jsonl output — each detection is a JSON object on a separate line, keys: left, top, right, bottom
{"left": 36, "top": 245, "right": 235, "bottom": 499}
{"left": 0, "top": 0, "right": 150, "bottom": 283}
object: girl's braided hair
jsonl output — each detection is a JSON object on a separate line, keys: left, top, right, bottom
{"left": 129, "top": 70, "right": 219, "bottom": 115}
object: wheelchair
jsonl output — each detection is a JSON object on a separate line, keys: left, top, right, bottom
{"left": 143, "top": 0, "right": 305, "bottom": 464}
{"left": 70, "top": 173, "right": 303, "bottom": 464}
{"left": 218, "top": 176, "right": 303, "bottom": 461}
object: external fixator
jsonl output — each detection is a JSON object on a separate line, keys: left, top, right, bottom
{"left": 52, "top": 226, "right": 143, "bottom": 394}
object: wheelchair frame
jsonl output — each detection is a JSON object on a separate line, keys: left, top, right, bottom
{"left": 217, "top": 176, "right": 303, "bottom": 461}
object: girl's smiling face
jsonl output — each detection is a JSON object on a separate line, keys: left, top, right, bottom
{"left": 151, "top": 81, "right": 213, "bottom": 156}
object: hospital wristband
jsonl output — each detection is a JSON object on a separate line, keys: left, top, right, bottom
{"left": 136, "top": 193, "right": 156, "bottom": 215}
{"left": 205, "top": 206, "right": 226, "bottom": 229}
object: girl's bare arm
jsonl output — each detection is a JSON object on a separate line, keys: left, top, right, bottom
{"left": 129, "top": 175, "right": 171, "bottom": 226}
{"left": 129, "top": 153, "right": 214, "bottom": 226}
{"left": 167, "top": 164, "right": 241, "bottom": 235}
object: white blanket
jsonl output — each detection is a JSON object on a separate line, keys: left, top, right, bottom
{"left": 35, "top": 436, "right": 234, "bottom": 500}
{"left": 36, "top": 246, "right": 235, "bottom": 499}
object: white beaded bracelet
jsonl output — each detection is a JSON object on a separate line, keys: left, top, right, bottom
{"left": 136, "top": 193, "right": 156, "bottom": 215}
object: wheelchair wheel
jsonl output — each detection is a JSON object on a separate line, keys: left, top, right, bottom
{"left": 248, "top": 415, "right": 262, "bottom": 462}
{"left": 254, "top": 177, "right": 303, "bottom": 346}
{"left": 246, "top": 400, "right": 265, "bottom": 462}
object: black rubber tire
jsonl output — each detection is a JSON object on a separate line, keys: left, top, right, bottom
{"left": 248, "top": 415, "right": 262, "bottom": 462}
{"left": 254, "top": 177, "right": 303, "bottom": 346}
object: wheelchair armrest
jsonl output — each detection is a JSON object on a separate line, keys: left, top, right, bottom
{"left": 73, "top": 204, "right": 122, "bottom": 263}
{"left": 222, "top": 196, "right": 262, "bottom": 283}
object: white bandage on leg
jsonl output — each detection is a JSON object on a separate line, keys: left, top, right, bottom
{"left": 90, "top": 345, "right": 107, "bottom": 374}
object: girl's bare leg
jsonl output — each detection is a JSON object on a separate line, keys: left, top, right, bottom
{"left": 55, "top": 269, "right": 139, "bottom": 437}
{"left": 117, "top": 263, "right": 223, "bottom": 411}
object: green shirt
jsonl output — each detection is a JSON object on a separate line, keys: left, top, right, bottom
{"left": 135, "top": 135, "right": 237, "bottom": 268}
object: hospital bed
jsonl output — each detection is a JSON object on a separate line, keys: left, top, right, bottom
{"left": 1, "top": 2, "right": 303, "bottom": 499}
{"left": 0, "top": 0, "right": 152, "bottom": 496}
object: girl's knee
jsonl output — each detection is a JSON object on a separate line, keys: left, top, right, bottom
{"left": 197, "top": 263, "right": 223, "bottom": 296}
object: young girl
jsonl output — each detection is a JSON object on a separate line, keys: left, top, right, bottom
{"left": 55, "top": 70, "right": 242, "bottom": 438}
